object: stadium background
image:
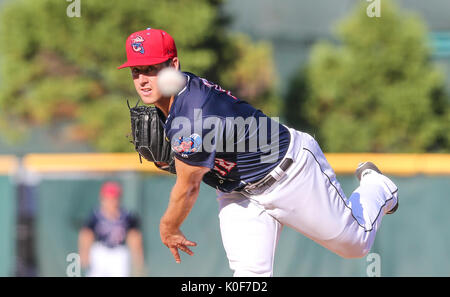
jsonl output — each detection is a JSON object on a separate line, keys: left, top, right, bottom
{"left": 0, "top": 0, "right": 449, "bottom": 276}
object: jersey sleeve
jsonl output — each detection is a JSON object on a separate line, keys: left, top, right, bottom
{"left": 127, "top": 213, "right": 141, "bottom": 231}
{"left": 83, "top": 212, "right": 97, "bottom": 231}
{"left": 168, "top": 116, "right": 225, "bottom": 169}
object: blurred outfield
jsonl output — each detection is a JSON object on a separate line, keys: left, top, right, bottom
{"left": 0, "top": 153, "right": 449, "bottom": 277}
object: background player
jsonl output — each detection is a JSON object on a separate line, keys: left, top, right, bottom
{"left": 78, "top": 181, "right": 145, "bottom": 277}
{"left": 118, "top": 28, "right": 398, "bottom": 276}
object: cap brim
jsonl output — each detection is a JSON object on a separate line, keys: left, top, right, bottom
{"left": 117, "top": 57, "right": 172, "bottom": 69}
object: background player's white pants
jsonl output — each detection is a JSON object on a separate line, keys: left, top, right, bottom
{"left": 87, "top": 242, "right": 131, "bottom": 277}
{"left": 217, "top": 129, "right": 398, "bottom": 277}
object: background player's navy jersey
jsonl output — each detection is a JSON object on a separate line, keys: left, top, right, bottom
{"left": 164, "top": 72, "right": 291, "bottom": 192}
{"left": 84, "top": 209, "right": 140, "bottom": 248}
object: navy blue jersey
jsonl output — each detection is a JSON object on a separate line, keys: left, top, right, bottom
{"left": 84, "top": 209, "right": 140, "bottom": 248}
{"left": 164, "top": 72, "right": 291, "bottom": 192}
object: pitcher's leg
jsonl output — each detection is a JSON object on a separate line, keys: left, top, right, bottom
{"left": 217, "top": 192, "right": 282, "bottom": 277}
{"left": 347, "top": 172, "right": 398, "bottom": 232}
{"left": 331, "top": 167, "right": 399, "bottom": 254}
{"left": 258, "top": 132, "right": 398, "bottom": 259}
{"left": 302, "top": 136, "right": 398, "bottom": 258}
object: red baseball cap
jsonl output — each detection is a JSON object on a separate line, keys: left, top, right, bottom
{"left": 100, "top": 182, "right": 122, "bottom": 199}
{"left": 117, "top": 28, "right": 177, "bottom": 69}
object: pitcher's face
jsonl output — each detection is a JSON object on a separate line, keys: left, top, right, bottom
{"left": 131, "top": 63, "right": 167, "bottom": 105}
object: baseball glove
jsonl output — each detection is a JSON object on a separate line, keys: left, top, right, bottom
{"left": 128, "top": 100, "right": 176, "bottom": 174}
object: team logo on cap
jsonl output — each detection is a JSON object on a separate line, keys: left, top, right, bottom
{"left": 131, "top": 35, "right": 145, "bottom": 54}
{"left": 172, "top": 134, "right": 202, "bottom": 158}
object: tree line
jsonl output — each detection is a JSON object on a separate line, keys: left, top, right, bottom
{"left": 0, "top": 0, "right": 448, "bottom": 153}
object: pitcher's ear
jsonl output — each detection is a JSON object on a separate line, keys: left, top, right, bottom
{"left": 172, "top": 57, "right": 180, "bottom": 70}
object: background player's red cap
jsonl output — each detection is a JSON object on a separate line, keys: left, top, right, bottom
{"left": 117, "top": 28, "right": 177, "bottom": 69}
{"left": 100, "top": 181, "right": 122, "bottom": 199}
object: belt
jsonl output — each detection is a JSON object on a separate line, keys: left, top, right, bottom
{"left": 242, "top": 158, "right": 293, "bottom": 195}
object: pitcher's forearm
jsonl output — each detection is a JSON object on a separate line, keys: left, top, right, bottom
{"left": 161, "top": 181, "right": 200, "bottom": 229}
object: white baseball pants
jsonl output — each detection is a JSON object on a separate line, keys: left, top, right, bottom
{"left": 86, "top": 242, "right": 131, "bottom": 277}
{"left": 217, "top": 129, "right": 398, "bottom": 277}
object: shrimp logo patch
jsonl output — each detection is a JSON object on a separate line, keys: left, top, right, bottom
{"left": 172, "top": 134, "right": 202, "bottom": 158}
{"left": 131, "top": 36, "right": 145, "bottom": 54}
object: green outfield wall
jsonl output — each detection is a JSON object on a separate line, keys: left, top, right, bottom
{"left": 33, "top": 173, "right": 450, "bottom": 277}
{"left": 0, "top": 175, "right": 15, "bottom": 276}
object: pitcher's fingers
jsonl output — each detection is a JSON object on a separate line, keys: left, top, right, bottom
{"left": 182, "top": 239, "right": 197, "bottom": 246}
{"left": 178, "top": 245, "right": 194, "bottom": 256}
{"left": 169, "top": 247, "right": 181, "bottom": 263}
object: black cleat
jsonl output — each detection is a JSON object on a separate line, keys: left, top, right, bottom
{"left": 387, "top": 200, "right": 399, "bottom": 214}
{"left": 355, "top": 162, "right": 381, "bottom": 181}
{"left": 355, "top": 162, "right": 398, "bottom": 214}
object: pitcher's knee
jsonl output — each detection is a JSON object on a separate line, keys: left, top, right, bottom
{"left": 333, "top": 241, "right": 371, "bottom": 259}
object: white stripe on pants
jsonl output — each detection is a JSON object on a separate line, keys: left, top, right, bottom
{"left": 217, "top": 129, "right": 398, "bottom": 276}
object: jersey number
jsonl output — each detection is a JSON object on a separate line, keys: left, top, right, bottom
{"left": 214, "top": 158, "right": 236, "bottom": 176}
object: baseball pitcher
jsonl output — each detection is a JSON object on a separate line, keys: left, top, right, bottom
{"left": 118, "top": 28, "right": 399, "bottom": 276}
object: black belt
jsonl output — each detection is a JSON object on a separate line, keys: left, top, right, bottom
{"left": 242, "top": 158, "right": 293, "bottom": 195}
